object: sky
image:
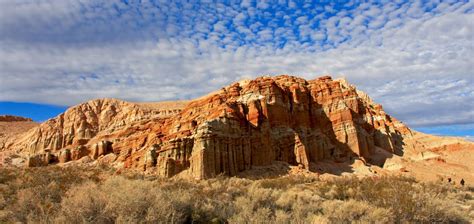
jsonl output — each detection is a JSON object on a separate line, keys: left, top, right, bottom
{"left": 0, "top": 0, "right": 472, "bottom": 138}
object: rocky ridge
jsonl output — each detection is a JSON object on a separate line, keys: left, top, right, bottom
{"left": 2, "top": 75, "right": 472, "bottom": 180}
{"left": 0, "top": 115, "right": 33, "bottom": 122}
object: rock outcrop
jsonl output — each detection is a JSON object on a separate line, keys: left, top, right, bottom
{"left": 4, "top": 75, "right": 467, "bottom": 179}
{"left": 0, "top": 115, "right": 37, "bottom": 158}
{"left": 0, "top": 115, "right": 33, "bottom": 122}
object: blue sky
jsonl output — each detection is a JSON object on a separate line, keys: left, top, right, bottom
{"left": 0, "top": 0, "right": 472, "bottom": 138}
{"left": 0, "top": 102, "right": 67, "bottom": 122}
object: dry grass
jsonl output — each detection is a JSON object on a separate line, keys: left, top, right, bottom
{"left": 0, "top": 166, "right": 472, "bottom": 223}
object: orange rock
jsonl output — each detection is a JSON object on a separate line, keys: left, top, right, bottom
{"left": 3, "top": 75, "right": 428, "bottom": 178}
{"left": 58, "top": 149, "right": 71, "bottom": 163}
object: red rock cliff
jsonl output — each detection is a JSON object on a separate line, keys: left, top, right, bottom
{"left": 3, "top": 75, "right": 415, "bottom": 179}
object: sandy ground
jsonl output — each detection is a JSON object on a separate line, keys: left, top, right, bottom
{"left": 399, "top": 143, "right": 474, "bottom": 186}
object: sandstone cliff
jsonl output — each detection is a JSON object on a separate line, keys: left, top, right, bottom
{"left": 2, "top": 75, "right": 471, "bottom": 180}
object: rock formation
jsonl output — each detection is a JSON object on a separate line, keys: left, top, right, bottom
{"left": 0, "top": 115, "right": 33, "bottom": 122}
{"left": 2, "top": 75, "right": 471, "bottom": 179}
{"left": 0, "top": 116, "right": 37, "bottom": 165}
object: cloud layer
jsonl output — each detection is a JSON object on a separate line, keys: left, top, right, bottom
{"left": 0, "top": 0, "right": 473, "bottom": 128}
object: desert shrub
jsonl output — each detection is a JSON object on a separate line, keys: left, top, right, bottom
{"left": 1, "top": 166, "right": 472, "bottom": 223}
{"left": 0, "top": 166, "right": 96, "bottom": 223}
{"left": 56, "top": 182, "right": 112, "bottom": 223}
{"left": 0, "top": 167, "right": 17, "bottom": 183}
{"left": 254, "top": 175, "right": 317, "bottom": 190}
{"left": 310, "top": 175, "right": 469, "bottom": 223}
{"left": 12, "top": 181, "right": 64, "bottom": 223}
{"left": 102, "top": 176, "right": 158, "bottom": 222}
{"left": 146, "top": 185, "right": 195, "bottom": 223}
{"left": 59, "top": 176, "right": 195, "bottom": 223}
{"left": 319, "top": 199, "right": 394, "bottom": 224}
{"left": 281, "top": 188, "right": 323, "bottom": 224}
{"left": 229, "top": 206, "right": 273, "bottom": 224}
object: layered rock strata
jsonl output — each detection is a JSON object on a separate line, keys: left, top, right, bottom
{"left": 3, "top": 75, "right": 419, "bottom": 179}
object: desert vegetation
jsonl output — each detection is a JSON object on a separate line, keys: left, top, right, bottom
{"left": 0, "top": 166, "right": 472, "bottom": 223}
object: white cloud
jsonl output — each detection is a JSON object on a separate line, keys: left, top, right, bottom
{"left": 0, "top": 0, "right": 472, "bottom": 129}
{"left": 240, "top": 0, "right": 252, "bottom": 8}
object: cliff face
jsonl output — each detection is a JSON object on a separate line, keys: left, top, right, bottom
{"left": 184, "top": 76, "right": 414, "bottom": 178}
{"left": 2, "top": 75, "right": 418, "bottom": 178}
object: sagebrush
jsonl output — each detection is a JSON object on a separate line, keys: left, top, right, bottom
{"left": 0, "top": 166, "right": 472, "bottom": 223}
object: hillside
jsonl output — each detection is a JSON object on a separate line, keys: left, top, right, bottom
{"left": 0, "top": 116, "right": 37, "bottom": 148}
{"left": 1, "top": 75, "right": 472, "bottom": 184}
{"left": 0, "top": 116, "right": 38, "bottom": 166}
